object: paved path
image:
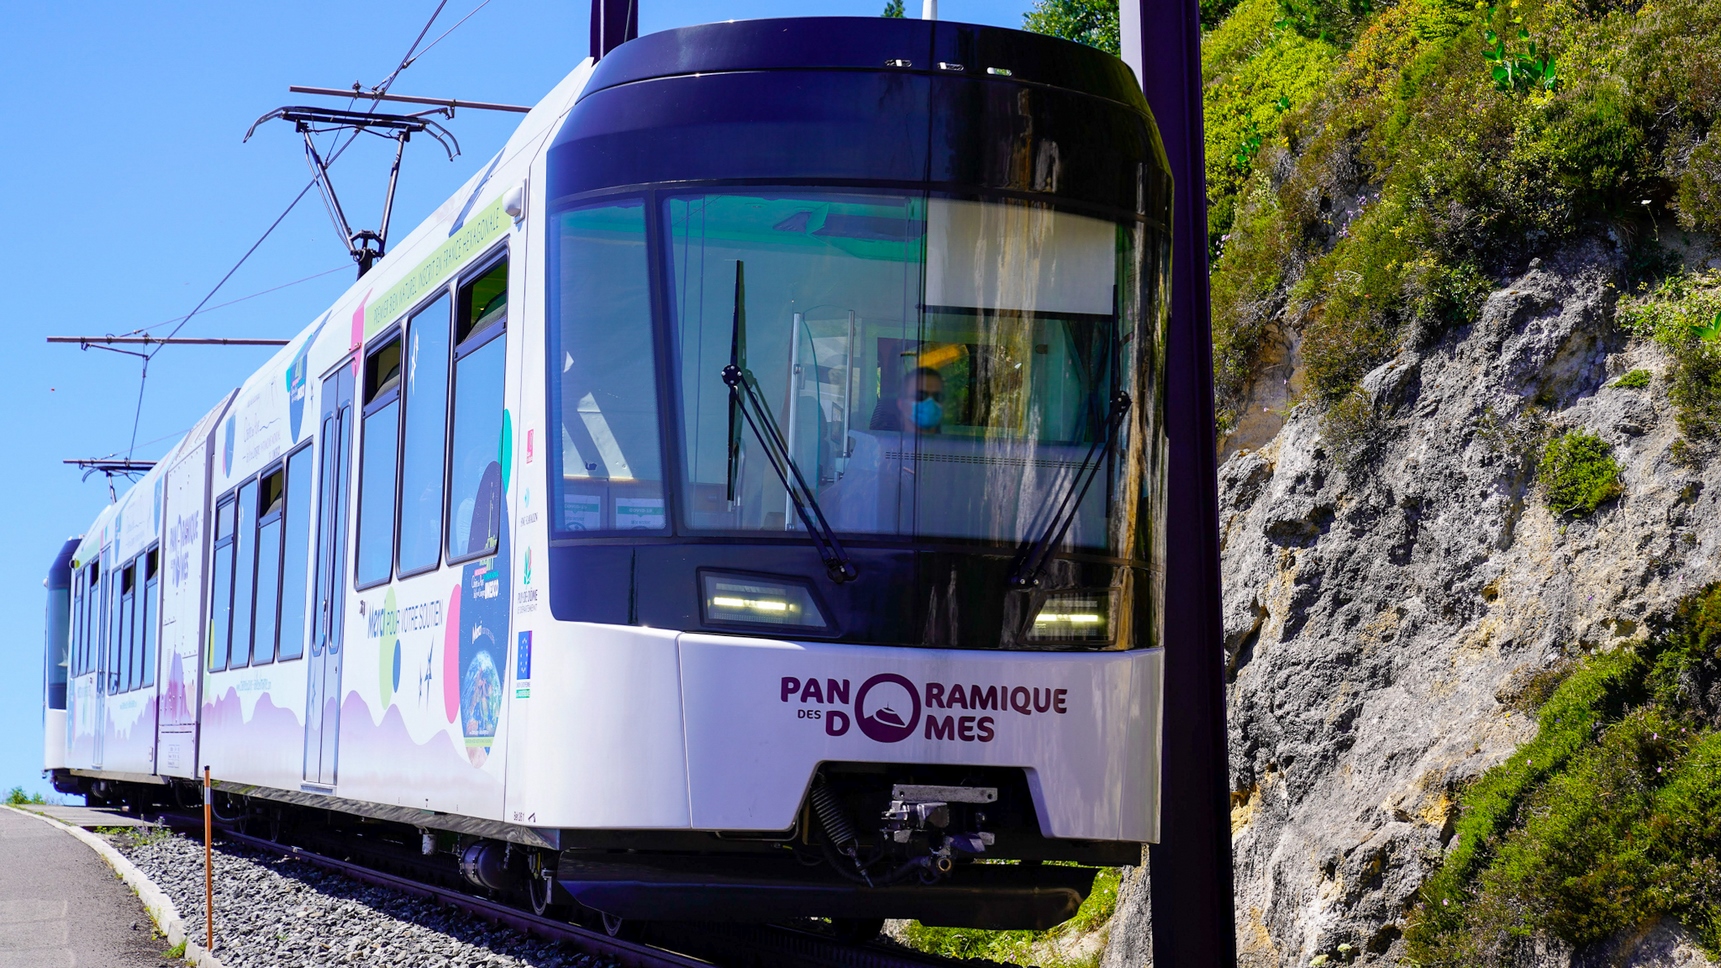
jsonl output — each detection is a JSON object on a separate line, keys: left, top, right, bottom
{"left": 0, "top": 807, "right": 173, "bottom": 967}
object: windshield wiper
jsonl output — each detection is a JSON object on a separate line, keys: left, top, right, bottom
{"left": 722, "top": 261, "right": 858, "bottom": 583}
{"left": 1007, "top": 389, "right": 1132, "bottom": 589}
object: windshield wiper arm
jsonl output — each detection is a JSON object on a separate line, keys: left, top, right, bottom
{"left": 1008, "top": 390, "right": 1131, "bottom": 589}
{"left": 722, "top": 262, "right": 858, "bottom": 584}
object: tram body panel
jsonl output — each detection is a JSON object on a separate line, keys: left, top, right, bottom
{"left": 678, "top": 634, "right": 1162, "bottom": 841}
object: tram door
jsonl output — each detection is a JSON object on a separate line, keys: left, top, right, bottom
{"left": 304, "top": 365, "right": 353, "bottom": 787}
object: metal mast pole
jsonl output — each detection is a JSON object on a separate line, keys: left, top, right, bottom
{"left": 1120, "top": 0, "right": 1239, "bottom": 963}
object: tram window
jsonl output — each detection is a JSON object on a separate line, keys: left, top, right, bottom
{"left": 209, "top": 496, "right": 235, "bottom": 673}
{"left": 548, "top": 202, "right": 665, "bottom": 534}
{"left": 141, "top": 551, "right": 158, "bottom": 688}
{"left": 357, "top": 334, "right": 403, "bottom": 587}
{"left": 229, "top": 479, "right": 258, "bottom": 671}
{"left": 252, "top": 470, "right": 284, "bottom": 666}
{"left": 69, "top": 569, "right": 81, "bottom": 678}
{"left": 120, "top": 564, "right": 136, "bottom": 692}
{"left": 448, "top": 257, "right": 508, "bottom": 560}
{"left": 47, "top": 571, "right": 70, "bottom": 710}
{"left": 457, "top": 258, "right": 507, "bottom": 344}
{"left": 667, "top": 192, "right": 1131, "bottom": 549}
{"left": 106, "top": 566, "right": 123, "bottom": 690}
{"left": 399, "top": 294, "right": 450, "bottom": 575}
{"left": 276, "top": 446, "right": 312, "bottom": 661}
{"left": 88, "top": 562, "right": 101, "bottom": 677}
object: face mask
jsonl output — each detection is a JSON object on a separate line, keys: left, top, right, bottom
{"left": 912, "top": 398, "right": 943, "bottom": 429}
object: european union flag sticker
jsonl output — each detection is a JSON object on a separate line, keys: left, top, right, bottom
{"left": 516, "top": 631, "right": 532, "bottom": 682}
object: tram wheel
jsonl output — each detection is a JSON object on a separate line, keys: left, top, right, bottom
{"left": 601, "top": 912, "right": 645, "bottom": 941}
{"left": 528, "top": 871, "right": 559, "bottom": 918}
{"left": 832, "top": 918, "right": 885, "bottom": 944}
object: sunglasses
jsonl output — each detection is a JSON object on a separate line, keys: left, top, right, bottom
{"left": 913, "top": 389, "right": 943, "bottom": 402}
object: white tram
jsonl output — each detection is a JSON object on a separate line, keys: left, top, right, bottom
{"left": 45, "top": 15, "right": 1171, "bottom": 930}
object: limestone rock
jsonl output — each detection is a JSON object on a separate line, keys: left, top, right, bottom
{"left": 1102, "top": 241, "right": 1721, "bottom": 966}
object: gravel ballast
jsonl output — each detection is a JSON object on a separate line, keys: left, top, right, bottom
{"left": 113, "top": 830, "right": 615, "bottom": 968}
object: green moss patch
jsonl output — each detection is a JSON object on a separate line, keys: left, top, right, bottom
{"left": 1538, "top": 430, "right": 1622, "bottom": 516}
{"left": 1405, "top": 585, "right": 1721, "bottom": 965}
{"left": 898, "top": 867, "right": 1120, "bottom": 968}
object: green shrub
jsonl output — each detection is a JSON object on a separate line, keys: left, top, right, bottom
{"left": 3, "top": 787, "right": 45, "bottom": 806}
{"left": 1022, "top": 0, "right": 1120, "bottom": 54}
{"left": 1618, "top": 270, "right": 1721, "bottom": 438}
{"left": 1406, "top": 584, "right": 1721, "bottom": 965}
{"left": 1538, "top": 430, "right": 1622, "bottom": 516}
{"left": 1612, "top": 369, "right": 1651, "bottom": 388}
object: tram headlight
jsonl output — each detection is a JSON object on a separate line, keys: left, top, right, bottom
{"left": 1026, "top": 590, "right": 1116, "bottom": 644}
{"left": 701, "top": 573, "right": 830, "bottom": 630}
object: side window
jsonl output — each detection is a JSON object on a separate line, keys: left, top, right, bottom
{"left": 70, "top": 569, "right": 83, "bottom": 677}
{"left": 277, "top": 446, "right": 312, "bottom": 661}
{"left": 88, "top": 562, "right": 102, "bottom": 677}
{"left": 209, "top": 497, "right": 235, "bottom": 673}
{"left": 125, "top": 564, "right": 141, "bottom": 691}
{"left": 252, "top": 469, "right": 285, "bottom": 666}
{"left": 357, "top": 335, "right": 403, "bottom": 587}
{"left": 399, "top": 294, "right": 451, "bottom": 575}
{"left": 448, "top": 256, "right": 508, "bottom": 561}
{"left": 104, "top": 566, "right": 120, "bottom": 687}
{"left": 142, "top": 551, "right": 158, "bottom": 688}
{"left": 118, "top": 565, "right": 135, "bottom": 691}
{"left": 229, "top": 479, "right": 258, "bottom": 671}
{"left": 552, "top": 201, "right": 664, "bottom": 533}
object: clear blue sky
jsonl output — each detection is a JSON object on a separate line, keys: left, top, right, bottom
{"left": 0, "top": 0, "right": 1032, "bottom": 798}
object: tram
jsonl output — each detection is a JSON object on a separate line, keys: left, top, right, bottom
{"left": 43, "top": 15, "right": 1171, "bottom": 931}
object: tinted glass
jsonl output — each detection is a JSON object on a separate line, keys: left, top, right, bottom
{"left": 278, "top": 447, "right": 312, "bottom": 661}
{"left": 46, "top": 585, "right": 68, "bottom": 708}
{"left": 142, "top": 555, "right": 157, "bottom": 689}
{"left": 252, "top": 516, "right": 282, "bottom": 666}
{"left": 118, "top": 575, "right": 134, "bottom": 692}
{"left": 356, "top": 401, "right": 400, "bottom": 586}
{"left": 230, "top": 480, "right": 257, "bottom": 670}
{"left": 668, "top": 192, "right": 1131, "bottom": 549}
{"left": 549, "top": 201, "right": 664, "bottom": 533}
{"left": 399, "top": 294, "right": 450, "bottom": 573}
{"left": 209, "top": 503, "right": 233, "bottom": 673}
{"left": 448, "top": 335, "right": 506, "bottom": 559}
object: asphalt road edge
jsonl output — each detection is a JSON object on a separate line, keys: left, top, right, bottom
{"left": 2, "top": 804, "right": 225, "bottom": 968}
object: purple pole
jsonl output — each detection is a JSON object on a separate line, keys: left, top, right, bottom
{"left": 1120, "top": 0, "right": 1238, "bottom": 964}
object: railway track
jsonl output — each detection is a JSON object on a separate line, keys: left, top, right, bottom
{"left": 148, "top": 810, "right": 1003, "bottom": 968}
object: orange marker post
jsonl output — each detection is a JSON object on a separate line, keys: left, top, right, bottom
{"left": 203, "top": 766, "right": 214, "bottom": 951}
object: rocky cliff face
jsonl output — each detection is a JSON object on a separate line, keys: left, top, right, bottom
{"left": 1101, "top": 238, "right": 1721, "bottom": 967}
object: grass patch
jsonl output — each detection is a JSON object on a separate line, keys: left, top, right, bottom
{"left": 1405, "top": 584, "right": 1721, "bottom": 965}
{"left": 162, "top": 939, "right": 187, "bottom": 959}
{"left": 1611, "top": 369, "right": 1651, "bottom": 389}
{"left": 1619, "top": 269, "right": 1721, "bottom": 440}
{"left": 898, "top": 867, "right": 1120, "bottom": 968}
{"left": 1538, "top": 430, "right": 1621, "bottom": 517}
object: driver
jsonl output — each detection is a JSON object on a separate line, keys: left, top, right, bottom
{"left": 870, "top": 366, "right": 945, "bottom": 434}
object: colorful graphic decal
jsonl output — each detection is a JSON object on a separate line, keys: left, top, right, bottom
{"left": 285, "top": 312, "right": 330, "bottom": 444}
{"left": 222, "top": 415, "right": 236, "bottom": 477}
{"left": 455, "top": 447, "right": 510, "bottom": 766}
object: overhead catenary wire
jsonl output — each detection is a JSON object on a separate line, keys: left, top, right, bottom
{"left": 110, "top": 0, "right": 460, "bottom": 468}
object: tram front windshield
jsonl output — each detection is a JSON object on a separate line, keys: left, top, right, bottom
{"left": 548, "top": 191, "right": 1138, "bottom": 551}
{"left": 670, "top": 192, "right": 1134, "bottom": 550}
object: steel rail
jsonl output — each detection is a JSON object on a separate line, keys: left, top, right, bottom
{"left": 176, "top": 819, "right": 713, "bottom": 968}
{"left": 157, "top": 811, "right": 1005, "bottom": 968}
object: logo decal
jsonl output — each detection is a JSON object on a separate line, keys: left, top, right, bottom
{"left": 854, "top": 673, "right": 921, "bottom": 743}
